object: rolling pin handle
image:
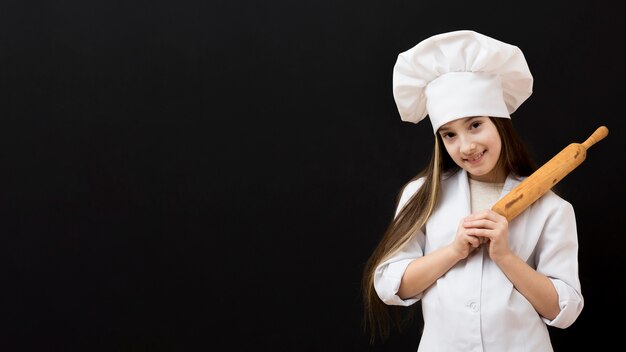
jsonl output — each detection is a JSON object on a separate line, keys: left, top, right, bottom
{"left": 581, "top": 126, "right": 609, "bottom": 149}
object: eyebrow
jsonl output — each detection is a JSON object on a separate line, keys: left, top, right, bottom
{"left": 462, "top": 116, "right": 483, "bottom": 123}
{"left": 439, "top": 116, "right": 484, "bottom": 133}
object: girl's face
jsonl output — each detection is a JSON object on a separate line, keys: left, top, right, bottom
{"left": 438, "top": 116, "right": 504, "bottom": 183}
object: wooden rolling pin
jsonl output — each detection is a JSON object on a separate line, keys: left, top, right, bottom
{"left": 491, "top": 125, "right": 609, "bottom": 221}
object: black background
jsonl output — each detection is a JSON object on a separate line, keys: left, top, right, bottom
{"left": 2, "top": 1, "right": 624, "bottom": 351}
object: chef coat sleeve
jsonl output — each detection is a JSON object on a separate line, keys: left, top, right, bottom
{"left": 534, "top": 195, "right": 584, "bottom": 328}
{"left": 373, "top": 179, "right": 425, "bottom": 306}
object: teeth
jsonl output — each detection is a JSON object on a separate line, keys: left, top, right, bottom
{"left": 468, "top": 152, "right": 483, "bottom": 161}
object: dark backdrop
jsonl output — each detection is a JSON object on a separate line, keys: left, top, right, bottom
{"left": 2, "top": 1, "right": 624, "bottom": 351}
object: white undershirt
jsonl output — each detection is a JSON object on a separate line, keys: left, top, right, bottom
{"left": 469, "top": 178, "right": 504, "bottom": 212}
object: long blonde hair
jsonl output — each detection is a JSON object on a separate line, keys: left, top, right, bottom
{"left": 361, "top": 117, "right": 536, "bottom": 343}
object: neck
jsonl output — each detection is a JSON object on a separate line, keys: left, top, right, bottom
{"left": 468, "top": 169, "right": 506, "bottom": 183}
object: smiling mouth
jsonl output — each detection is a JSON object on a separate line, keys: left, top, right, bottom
{"left": 465, "top": 151, "right": 485, "bottom": 163}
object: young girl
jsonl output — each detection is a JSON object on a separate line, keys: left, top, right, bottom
{"left": 362, "top": 30, "right": 584, "bottom": 351}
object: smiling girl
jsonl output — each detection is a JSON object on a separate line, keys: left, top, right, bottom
{"left": 362, "top": 31, "right": 583, "bottom": 352}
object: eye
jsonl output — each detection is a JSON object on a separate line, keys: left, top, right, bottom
{"left": 440, "top": 132, "right": 455, "bottom": 139}
{"left": 470, "top": 121, "right": 482, "bottom": 129}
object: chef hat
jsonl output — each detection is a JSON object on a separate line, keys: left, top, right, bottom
{"left": 392, "top": 30, "right": 533, "bottom": 133}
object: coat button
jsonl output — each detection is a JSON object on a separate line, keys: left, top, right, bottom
{"left": 467, "top": 300, "right": 480, "bottom": 312}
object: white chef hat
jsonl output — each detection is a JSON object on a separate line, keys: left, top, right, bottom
{"left": 392, "top": 30, "right": 533, "bottom": 133}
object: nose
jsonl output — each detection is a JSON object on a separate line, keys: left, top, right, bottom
{"left": 460, "top": 137, "right": 477, "bottom": 156}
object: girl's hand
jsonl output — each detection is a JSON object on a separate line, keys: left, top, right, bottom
{"left": 463, "top": 209, "right": 511, "bottom": 262}
{"left": 451, "top": 217, "right": 483, "bottom": 259}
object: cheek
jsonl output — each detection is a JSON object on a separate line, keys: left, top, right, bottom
{"left": 493, "top": 138, "right": 503, "bottom": 155}
{"left": 443, "top": 144, "right": 458, "bottom": 158}
{"left": 488, "top": 142, "right": 503, "bottom": 164}
{"left": 486, "top": 131, "right": 502, "bottom": 153}
{"left": 446, "top": 146, "right": 465, "bottom": 166}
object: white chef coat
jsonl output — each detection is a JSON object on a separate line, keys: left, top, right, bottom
{"left": 374, "top": 170, "right": 584, "bottom": 352}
